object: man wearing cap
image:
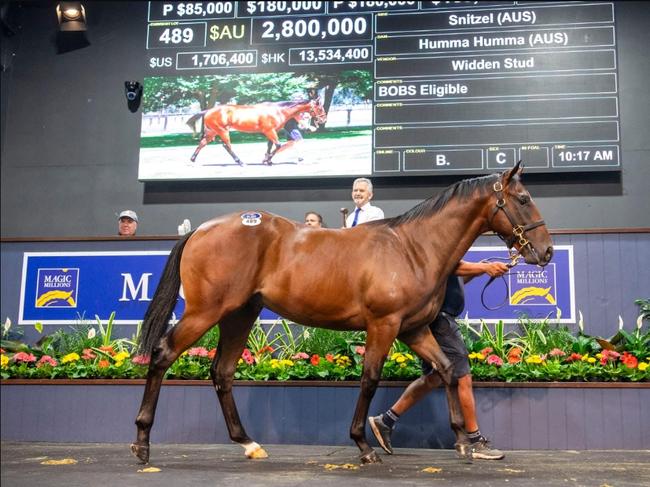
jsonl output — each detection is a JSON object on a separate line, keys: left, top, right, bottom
{"left": 118, "top": 210, "right": 138, "bottom": 237}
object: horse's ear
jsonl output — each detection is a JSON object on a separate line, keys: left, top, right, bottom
{"left": 503, "top": 160, "right": 524, "bottom": 186}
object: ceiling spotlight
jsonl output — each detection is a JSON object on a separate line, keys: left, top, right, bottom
{"left": 56, "top": 2, "right": 86, "bottom": 32}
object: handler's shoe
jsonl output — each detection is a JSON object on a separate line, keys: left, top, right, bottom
{"left": 369, "top": 415, "right": 394, "bottom": 454}
{"left": 471, "top": 436, "right": 505, "bottom": 460}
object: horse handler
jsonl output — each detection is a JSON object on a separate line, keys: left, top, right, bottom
{"left": 370, "top": 259, "right": 509, "bottom": 461}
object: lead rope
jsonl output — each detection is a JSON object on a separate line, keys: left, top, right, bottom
{"left": 479, "top": 252, "right": 521, "bottom": 311}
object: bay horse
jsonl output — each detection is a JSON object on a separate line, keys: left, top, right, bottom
{"left": 188, "top": 96, "right": 327, "bottom": 166}
{"left": 131, "top": 161, "right": 553, "bottom": 465}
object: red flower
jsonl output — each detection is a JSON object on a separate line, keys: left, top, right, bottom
{"left": 508, "top": 355, "right": 521, "bottom": 365}
{"left": 325, "top": 354, "right": 334, "bottom": 363}
{"left": 600, "top": 349, "right": 620, "bottom": 365}
{"left": 13, "top": 351, "right": 36, "bottom": 363}
{"left": 480, "top": 347, "right": 494, "bottom": 356}
{"left": 188, "top": 347, "right": 209, "bottom": 357}
{"left": 132, "top": 354, "right": 150, "bottom": 365}
{"left": 36, "top": 355, "right": 58, "bottom": 368}
{"left": 257, "top": 346, "right": 274, "bottom": 355}
{"left": 354, "top": 346, "right": 366, "bottom": 356}
{"left": 98, "top": 359, "right": 110, "bottom": 368}
{"left": 310, "top": 354, "right": 320, "bottom": 366}
{"left": 241, "top": 348, "right": 255, "bottom": 365}
{"left": 82, "top": 348, "right": 96, "bottom": 360}
{"left": 207, "top": 348, "right": 217, "bottom": 360}
{"left": 549, "top": 348, "right": 566, "bottom": 358}
{"left": 565, "top": 353, "right": 583, "bottom": 363}
{"left": 99, "top": 346, "right": 115, "bottom": 356}
{"left": 620, "top": 352, "right": 638, "bottom": 369}
{"left": 486, "top": 354, "right": 503, "bottom": 366}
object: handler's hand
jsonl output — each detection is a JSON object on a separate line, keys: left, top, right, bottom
{"left": 484, "top": 262, "right": 509, "bottom": 277}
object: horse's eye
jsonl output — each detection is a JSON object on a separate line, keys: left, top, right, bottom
{"left": 519, "top": 195, "right": 530, "bottom": 205}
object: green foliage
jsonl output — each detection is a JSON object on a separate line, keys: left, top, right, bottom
{"left": 2, "top": 309, "right": 649, "bottom": 383}
{"left": 142, "top": 70, "right": 372, "bottom": 113}
{"left": 460, "top": 319, "right": 521, "bottom": 357}
{"left": 635, "top": 298, "right": 650, "bottom": 322}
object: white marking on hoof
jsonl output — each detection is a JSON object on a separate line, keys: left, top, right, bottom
{"left": 242, "top": 441, "right": 268, "bottom": 459}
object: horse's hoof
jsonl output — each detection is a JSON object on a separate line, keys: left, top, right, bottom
{"left": 245, "top": 446, "right": 268, "bottom": 459}
{"left": 130, "top": 443, "right": 150, "bottom": 464}
{"left": 360, "top": 450, "right": 382, "bottom": 464}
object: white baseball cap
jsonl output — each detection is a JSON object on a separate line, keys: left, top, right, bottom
{"left": 118, "top": 210, "right": 138, "bottom": 222}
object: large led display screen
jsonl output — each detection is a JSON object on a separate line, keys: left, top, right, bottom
{"left": 139, "top": 1, "right": 621, "bottom": 181}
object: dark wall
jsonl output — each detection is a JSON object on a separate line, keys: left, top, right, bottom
{"left": 1, "top": 2, "right": 649, "bottom": 238}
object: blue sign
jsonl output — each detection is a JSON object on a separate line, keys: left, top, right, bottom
{"left": 460, "top": 246, "right": 574, "bottom": 323}
{"left": 20, "top": 252, "right": 184, "bottom": 324}
{"left": 19, "top": 247, "right": 574, "bottom": 325}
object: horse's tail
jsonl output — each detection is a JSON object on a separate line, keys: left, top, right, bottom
{"left": 186, "top": 110, "right": 208, "bottom": 137}
{"left": 138, "top": 230, "right": 195, "bottom": 355}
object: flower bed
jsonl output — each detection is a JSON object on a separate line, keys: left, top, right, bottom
{"left": 2, "top": 308, "right": 648, "bottom": 382}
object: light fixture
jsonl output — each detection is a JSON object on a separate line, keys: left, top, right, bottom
{"left": 56, "top": 2, "right": 86, "bottom": 32}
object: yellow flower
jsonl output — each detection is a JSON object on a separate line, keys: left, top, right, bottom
{"left": 335, "top": 355, "right": 351, "bottom": 367}
{"left": 405, "top": 353, "right": 414, "bottom": 361}
{"left": 581, "top": 354, "right": 590, "bottom": 362}
{"left": 596, "top": 353, "right": 603, "bottom": 359}
{"left": 638, "top": 362, "right": 648, "bottom": 372}
{"left": 587, "top": 357, "right": 596, "bottom": 364}
{"left": 113, "top": 351, "right": 130, "bottom": 363}
{"left": 395, "top": 355, "right": 406, "bottom": 364}
{"left": 0, "top": 355, "right": 8, "bottom": 368}
{"left": 525, "top": 355, "right": 543, "bottom": 364}
{"left": 390, "top": 352, "right": 401, "bottom": 361}
{"left": 115, "top": 362, "right": 124, "bottom": 367}
{"left": 61, "top": 353, "right": 80, "bottom": 364}
{"left": 468, "top": 353, "right": 485, "bottom": 361}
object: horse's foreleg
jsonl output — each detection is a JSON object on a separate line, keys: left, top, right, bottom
{"left": 132, "top": 312, "right": 218, "bottom": 464}
{"left": 350, "top": 323, "right": 398, "bottom": 464}
{"left": 445, "top": 382, "right": 472, "bottom": 461}
{"left": 211, "top": 302, "right": 265, "bottom": 459}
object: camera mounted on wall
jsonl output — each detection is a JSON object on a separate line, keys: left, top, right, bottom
{"left": 125, "top": 81, "right": 142, "bottom": 113}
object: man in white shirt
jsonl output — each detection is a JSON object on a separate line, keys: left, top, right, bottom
{"left": 345, "top": 178, "right": 384, "bottom": 227}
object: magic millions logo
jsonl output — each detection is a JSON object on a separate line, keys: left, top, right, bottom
{"left": 35, "top": 268, "right": 79, "bottom": 308}
{"left": 509, "top": 264, "right": 557, "bottom": 306}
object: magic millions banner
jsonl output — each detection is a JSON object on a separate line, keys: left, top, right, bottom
{"left": 19, "top": 247, "right": 574, "bottom": 325}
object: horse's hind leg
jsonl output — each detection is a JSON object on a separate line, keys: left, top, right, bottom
{"left": 191, "top": 130, "right": 216, "bottom": 162}
{"left": 349, "top": 321, "right": 400, "bottom": 464}
{"left": 132, "top": 311, "right": 218, "bottom": 463}
{"left": 210, "top": 300, "right": 266, "bottom": 459}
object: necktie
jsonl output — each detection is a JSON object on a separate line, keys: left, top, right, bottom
{"left": 351, "top": 208, "right": 361, "bottom": 227}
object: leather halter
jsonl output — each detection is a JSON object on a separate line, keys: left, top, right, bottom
{"left": 488, "top": 180, "right": 546, "bottom": 265}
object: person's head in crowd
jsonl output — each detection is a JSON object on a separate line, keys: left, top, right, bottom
{"left": 118, "top": 210, "right": 138, "bottom": 237}
{"left": 351, "top": 177, "right": 374, "bottom": 209}
{"left": 304, "top": 211, "right": 323, "bottom": 228}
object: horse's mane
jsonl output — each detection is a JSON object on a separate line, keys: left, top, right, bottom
{"left": 378, "top": 173, "right": 500, "bottom": 228}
